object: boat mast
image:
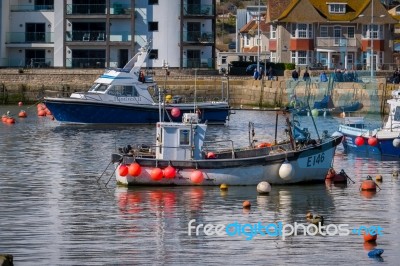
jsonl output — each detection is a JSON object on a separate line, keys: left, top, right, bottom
{"left": 194, "top": 68, "right": 198, "bottom": 113}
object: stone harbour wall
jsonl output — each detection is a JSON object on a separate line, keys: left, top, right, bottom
{"left": 0, "top": 68, "right": 393, "bottom": 113}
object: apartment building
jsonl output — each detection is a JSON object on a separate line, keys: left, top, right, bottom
{"left": 0, "top": 0, "right": 216, "bottom": 69}
{"left": 264, "top": 0, "right": 398, "bottom": 71}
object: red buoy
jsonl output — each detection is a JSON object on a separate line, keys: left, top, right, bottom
{"left": 355, "top": 136, "right": 365, "bottom": 146}
{"left": 190, "top": 170, "right": 204, "bottom": 184}
{"left": 163, "top": 165, "right": 176, "bottom": 179}
{"left": 368, "top": 137, "right": 378, "bottom": 146}
{"left": 18, "top": 101, "right": 23, "bottom": 106}
{"left": 206, "top": 152, "right": 216, "bottom": 159}
{"left": 361, "top": 179, "right": 377, "bottom": 191}
{"left": 38, "top": 110, "right": 46, "bottom": 116}
{"left": 6, "top": 117, "right": 15, "bottom": 124}
{"left": 119, "top": 165, "right": 129, "bottom": 176}
{"left": 171, "top": 107, "right": 181, "bottom": 118}
{"left": 326, "top": 168, "right": 336, "bottom": 179}
{"left": 128, "top": 162, "right": 142, "bottom": 177}
{"left": 363, "top": 232, "right": 377, "bottom": 242}
{"left": 150, "top": 168, "right": 163, "bottom": 181}
{"left": 18, "top": 111, "right": 27, "bottom": 118}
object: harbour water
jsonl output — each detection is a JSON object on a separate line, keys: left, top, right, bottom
{"left": 1, "top": 106, "right": 399, "bottom": 265}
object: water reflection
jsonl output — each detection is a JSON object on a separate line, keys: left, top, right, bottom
{"left": 1, "top": 108, "right": 400, "bottom": 265}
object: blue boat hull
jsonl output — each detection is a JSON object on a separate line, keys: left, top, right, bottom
{"left": 342, "top": 134, "right": 400, "bottom": 158}
{"left": 44, "top": 98, "right": 230, "bottom": 124}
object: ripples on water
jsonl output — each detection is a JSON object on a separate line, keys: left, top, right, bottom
{"left": 0, "top": 106, "right": 399, "bottom": 265}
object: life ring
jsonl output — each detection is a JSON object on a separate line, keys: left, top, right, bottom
{"left": 257, "top": 142, "right": 272, "bottom": 148}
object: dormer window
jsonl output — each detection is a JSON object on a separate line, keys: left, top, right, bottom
{"left": 328, "top": 3, "right": 346, "bottom": 14}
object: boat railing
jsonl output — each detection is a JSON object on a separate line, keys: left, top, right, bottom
{"left": 74, "top": 92, "right": 103, "bottom": 101}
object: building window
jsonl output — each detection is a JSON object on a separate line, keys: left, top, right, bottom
{"left": 148, "top": 22, "right": 158, "bottom": 32}
{"left": 270, "top": 52, "right": 276, "bottom": 63}
{"left": 149, "top": 0, "right": 158, "bottom": 4}
{"left": 320, "top": 26, "right": 328, "bottom": 37}
{"left": 328, "top": 4, "right": 346, "bottom": 14}
{"left": 149, "top": 49, "right": 158, "bottom": 59}
{"left": 347, "top": 26, "right": 355, "bottom": 38}
{"left": 291, "top": 51, "right": 309, "bottom": 65}
{"left": 362, "top": 25, "right": 384, "bottom": 39}
{"left": 292, "top": 23, "right": 312, "bottom": 38}
{"left": 245, "top": 35, "right": 250, "bottom": 46}
{"left": 270, "top": 24, "right": 277, "bottom": 39}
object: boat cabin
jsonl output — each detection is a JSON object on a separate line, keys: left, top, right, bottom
{"left": 155, "top": 113, "right": 207, "bottom": 160}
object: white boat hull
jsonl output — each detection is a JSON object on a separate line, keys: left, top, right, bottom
{"left": 114, "top": 136, "right": 341, "bottom": 186}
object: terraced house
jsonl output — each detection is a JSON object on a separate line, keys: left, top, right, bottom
{"left": 263, "top": 0, "right": 398, "bottom": 71}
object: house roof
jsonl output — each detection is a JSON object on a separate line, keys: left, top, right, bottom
{"left": 267, "top": 0, "right": 397, "bottom": 24}
{"left": 239, "top": 18, "right": 269, "bottom": 34}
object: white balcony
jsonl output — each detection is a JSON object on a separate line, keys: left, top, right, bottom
{"left": 316, "top": 37, "right": 357, "bottom": 47}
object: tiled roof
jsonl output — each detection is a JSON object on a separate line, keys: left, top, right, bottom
{"left": 239, "top": 18, "right": 269, "bottom": 34}
{"left": 267, "top": 0, "right": 397, "bottom": 23}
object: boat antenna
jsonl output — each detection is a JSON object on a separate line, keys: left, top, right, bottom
{"left": 162, "top": 60, "right": 169, "bottom": 122}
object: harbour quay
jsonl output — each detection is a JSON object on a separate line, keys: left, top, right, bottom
{"left": 0, "top": 67, "right": 395, "bottom": 113}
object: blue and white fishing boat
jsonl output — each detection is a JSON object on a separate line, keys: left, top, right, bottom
{"left": 336, "top": 89, "right": 400, "bottom": 158}
{"left": 110, "top": 110, "right": 342, "bottom": 186}
{"left": 44, "top": 43, "right": 230, "bottom": 125}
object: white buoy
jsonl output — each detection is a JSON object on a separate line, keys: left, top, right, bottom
{"left": 393, "top": 138, "right": 400, "bottom": 148}
{"left": 257, "top": 181, "right": 271, "bottom": 194}
{"left": 279, "top": 160, "right": 294, "bottom": 180}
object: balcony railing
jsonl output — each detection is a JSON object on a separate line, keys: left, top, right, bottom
{"left": 10, "top": 5, "right": 54, "bottom": 11}
{"left": 183, "top": 58, "right": 214, "bottom": 68}
{"left": 183, "top": 31, "right": 214, "bottom": 43}
{"left": 316, "top": 37, "right": 357, "bottom": 47}
{"left": 110, "top": 31, "right": 132, "bottom": 42}
{"left": 66, "top": 3, "right": 132, "bottom": 15}
{"left": 66, "top": 58, "right": 106, "bottom": 68}
{"left": 110, "top": 3, "right": 131, "bottom": 14}
{"left": 6, "top": 32, "right": 54, "bottom": 43}
{"left": 66, "top": 31, "right": 106, "bottom": 42}
{"left": 0, "top": 58, "right": 54, "bottom": 68}
{"left": 66, "top": 4, "right": 106, "bottom": 15}
{"left": 183, "top": 4, "right": 213, "bottom": 16}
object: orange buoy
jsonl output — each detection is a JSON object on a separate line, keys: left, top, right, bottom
{"left": 38, "top": 110, "right": 46, "bottom": 116}
{"left": 361, "top": 179, "right": 377, "bottom": 191}
{"left": 150, "top": 168, "right": 163, "bottom": 181}
{"left": 257, "top": 142, "right": 272, "bottom": 148}
{"left": 37, "top": 103, "right": 45, "bottom": 110}
{"left": 6, "top": 117, "right": 15, "bottom": 124}
{"left": 190, "top": 170, "right": 204, "bottom": 184}
{"left": 18, "top": 110, "right": 27, "bottom": 118}
{"left": 368, "top": 137, "right": 378, "bottom": 146}
{"left": 363, "top": 232, "right": 377, "bottom": 242}
{"left": 128, "top": 162, "right": 142, "bottom": 177}
{"left": 326, "top": 168, "right": 336, "bottom": 179}
{"left": 2, "top": 115, "right": 7, "bottom": 122}
{"left": 242, "top": 200, "right": 251, "bottom": 209}
{"left": 355, "top": 136, "right": 365, "bottom": 146}
{"left": 45, "top": 108, "right": 52, "bottom": 115}
{"left": 163, "top": 165, "right": 176, "bottom": 179}
{"left": 119, "top": 165, "right": 129, "bottom": 176}
{"left": 206, "top": 152, "right": 216, "bottom": 159}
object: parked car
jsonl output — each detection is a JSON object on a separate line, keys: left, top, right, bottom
{"left": 245, "top": 63, "right": 265, "bottom": 74}
{"left": 228, "top": 42, "right": 236, "bottom": 50}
